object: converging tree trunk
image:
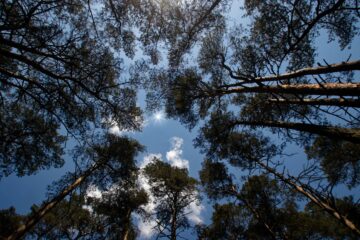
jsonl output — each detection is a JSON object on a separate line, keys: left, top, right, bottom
{"left": 256, "top": 161, "right": 360, "bottom": 236}
{"left": 254, "top": 60, "right": 360, "bottom": 83}
{"left": 223, "top": 60, "right": 360, "bottom": 85}
{"left": 217, "top": 83, "right": 360, "bottom": 97}
{"left": 6, "top": 163, "right": 101, "bottom": 240}
{"left": 123, "top": 209, "right": 132, "bottom": 240}
{"left": 233, "top": 120, "right": 360, "bottom": 143}
{"left": 267, "top": 98, "right": 360, "bottom": 108}
{"left": 171, "top": 192, "right": 179, "bottom": 240}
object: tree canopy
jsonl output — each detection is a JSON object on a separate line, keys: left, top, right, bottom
{"left": 1, "top": 0, "right": 360, "bottom": 239}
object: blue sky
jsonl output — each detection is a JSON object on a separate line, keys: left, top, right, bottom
{"left": 1, "top": 1, "right": 360, "bottom": 239}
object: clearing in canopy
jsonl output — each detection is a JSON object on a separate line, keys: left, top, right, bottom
{"left": 0, "top": 0, "right": 359, "bottom": 239}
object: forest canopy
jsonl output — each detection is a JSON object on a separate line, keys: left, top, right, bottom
{"left": 1, "top": 0, "right": 360, "bottom": 239}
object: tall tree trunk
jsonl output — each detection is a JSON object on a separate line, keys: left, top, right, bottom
{"left": 267, "top": 98, "right": 360, "bottom": 108}
{"left": 256, "top": 160, "right": 360, "bottom": 236}
{"left": 255, "top": 60, "right": 360, "bottom": 83}
{"left": 6, "top": 163, "right": 101, "bottom": 240}
{"left": 223, "top": 60, "right": 360, "bottom": 85}
{"left": 233, "top": 120, "right": 360, "bottom": 143}
{"left": 122, "top": 209, "right": 132, "bottom": 240}
{"left": 218, "top": 83, "right": 360, "bottom": 97}
{"left": 170, "top": 193, "right": 179, "bottom": 240}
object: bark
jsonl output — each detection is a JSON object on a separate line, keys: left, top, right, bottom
{"left": 0, "top": 37, "right": 68, "bottom": 63}
{"left": 218, "top": 83, "right": 360, "bottom": 97}
{"left": 223, "top": 60, "right": 360, "bottom": 85}
{"left": 6, "top": 163, "right": 101, "bottom": 240}
{"left": 170, "top": 193, "right": 179, "bottom": 240}
{"left": 256, "top": 161, "right": 360, "bottom": 237}
{"left": 234, "top": 120, "right": 360, "bottom": 143}
{"left": 122, "top": 209, "right": 132, "bottom": 240}
{"left": 255, "top": 60, "right": 360, "bottom": 83}
{"left": 267, "top": 98, "right": 360, "bottom": 108}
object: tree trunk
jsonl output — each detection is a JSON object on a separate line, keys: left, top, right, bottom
{"left": 6, "top": 163, "right": 101, "bottom": 240}
{"left": 122, "top": 209, "right": 132, "bottom": 240}
{"left": 256, "top": 161, "right": 360, "bottom": 237}
{"left": 255, "top": 60, "right": 360, "bottom": 83}
{"left": 234, "top": 120, "right": 360, "bottom": 143}
{"left": 267, "top": 98, "right": 360, "bottom": 108}
{"left": 219, "top": 83, "right": 360, "bottom": 97}
{"left": 170, "top": 193, "right": 179, "bottom": 240}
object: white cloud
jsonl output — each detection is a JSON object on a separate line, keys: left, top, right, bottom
{"left": 136, "top": 138, "right": 203, "bottom": 238}
{"left": 136, "top": 153, "right": 161, "bottom": 238}
{"left": 82, "top": 185, "right": 103, "bottom": 213}
{"left": 186, "top": 196, "right": 204, "bottom": 224}
{"left": 136, "top": 216, "right": 157, "bottom": 239}
{"left": 166, "top": 137, "right": 189, "bottom": 169}
{"left": 140, "top": 153, "right": 162, "bottom": 169}
{"left": 86, "top": 184, "right": 102, "bottom": 199}
{"left": 107, "top": 116, "right": 147, "bottom": 135}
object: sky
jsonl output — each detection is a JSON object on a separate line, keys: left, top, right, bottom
{"left": 1, "top": 1, "right": 360, "bottom": 239}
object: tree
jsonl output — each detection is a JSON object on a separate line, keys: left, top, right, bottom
{"left": 199, "top": 161, "right": 290, "bottom": 239}
{"left": 147, "top": 0, "right": 360, "bottom": 141}
{"left": 28, "top": 194, "right": 102, "bottom": 240}
{"left": 0, "top": 0, "right": 142, "bottom": 179}
{"left": 200, "top": 160, "right": 360, "bottom": 239}
{"left": 0, "top": 207, "right": 24, "bottom": 239}
{"left": 6, "top": 134, "right": 144, "bottom": 240}
{"left": 141, "top": 1, "right": 360, "bottom": 235}
{"left": 89, "top": 172, "right": 149, "bottom": 240}
{"left": 196, "top": 203, "right": 248, "bottom": 240}
{"left": 196, "top": 121, "right": 360, "bottom": 236}
{"left": 306, "top": 136, "right": 360, "bottom": 188}
{"left": 143, "top": 159, "right": 199, "bottom": 240}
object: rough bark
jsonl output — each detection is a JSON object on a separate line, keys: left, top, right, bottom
{"left": 218, "top": 83, "right": 360, "bottom": 97}
{"left": 234, "top": 120, "right": 360, "bottom": 143}
{"left": 6, "top": 163, "right": 101, "bottom": 240}
{"left": 267, "top": 98, "right": 360, "bottom": 108}
{"left": 122, "top": 209, "right": 132, "bottom": 240}
{"left": 255, "top": 60, "right": 360, "bottom": 83}
{"left": 257, "top": 161, "right": 360, "bottom": 237}
{"left": 170, "top": 193, "right": 179, "bottom": 240}
{"left": 224, "top": 60, "right": 360, "bottom": 85}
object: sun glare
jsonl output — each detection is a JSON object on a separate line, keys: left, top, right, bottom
{"left": 153, "top": 111, "right": 165, "bottom": 123}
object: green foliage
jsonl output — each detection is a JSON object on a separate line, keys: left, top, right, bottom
{"left": 0, "top": 207, "right": 24, "bottom": 239}
{"left": 88, "top": 134, "right": 144, "bottom": 187}
{"left": 200, "top": 174, "right": 360, "bottom": 239}
{"left": 1, "top": 0, "right": 360, "bottom": 238}
{"left": 165, "top": 69, "right": 204, "bottom": 128}
{"left": 199, "top": 159, "right": 233, "bottom": 200}
{"left": 0, "top": 103, "right": 65, "bottom": 178}
{"left": 143, "top": 159, "right": 199, "bottom": 239}
{"left": 28, "top": 194, "right": 102, "bottom": 239}
{"left": 144, "top": 159, "right": 198, "bottom": 196}
{"left": 306, "top": 137, "right": 360, "bottom": 188}
{"left": 23, "top": 134, "right": 146, "bottom": 240}
{"left": 303, "top": 197, "right": 360, "bottom": 239}
{"left": 239, "top": 93, "right": 313, "bottom": 122}
{"left": 0, "top": 0, "right": 142, "bottom": 179}
{"left": 90, "top": 187, "right": 148, "bottom": 240}
{"left": 195, "top": 113, "right": 279, "bottom": 169}
{"left": 197, "top": 203, "right": 248, "bottom": 240}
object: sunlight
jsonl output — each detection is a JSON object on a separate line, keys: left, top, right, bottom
{"left": 153, "top": 111, "right": 165, "bottom": 123}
